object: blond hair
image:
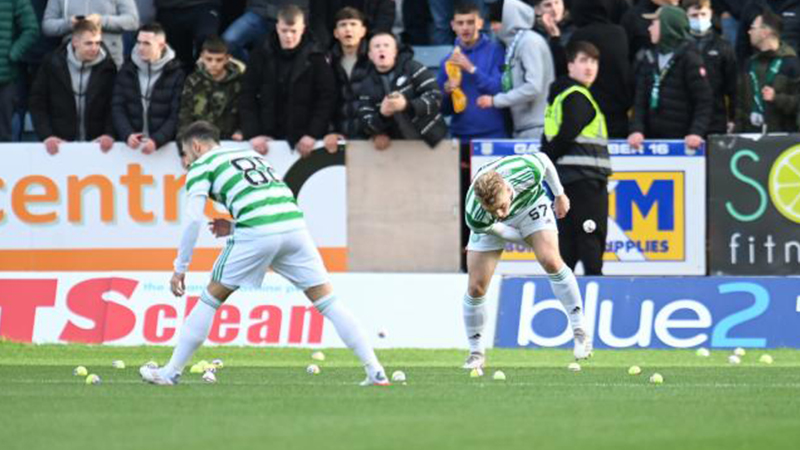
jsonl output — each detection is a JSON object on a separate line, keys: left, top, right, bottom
{"left": 473, "top": 171, "right": 505, "bottom": 206}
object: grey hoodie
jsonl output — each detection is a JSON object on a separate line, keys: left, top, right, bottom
{"left": 132, "top": 45, "right": 177, "bottom": 135}
{"left": 66, "top": 44, "right": 108, "bottom": 140}
{"left": 493, "top": 0, "right": 554, "bottom": 138}
{"left": 43, "top": 0, "right": 140, "bottom": 68}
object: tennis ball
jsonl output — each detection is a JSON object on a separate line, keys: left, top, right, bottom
{"left": 649, "top": 373, "right": 663, "bottom": 384}
{"left": 73, "top": 366, "right": 88, "bottom": 377}
{"left": 111, "top": 360, "right": 125, "bottom": 369}
{"left": 696, "top": 348, "right": 710, "bottom": 357}
{"left": 628, "top": 365, "right": 642, "bottom": 376}
{"left": 211, "top": 359, "right": 224, "bottom": 369}
{"left": 567, "top": 362, "right": 581, "bottom": 372}
{"left": 306, "top": 364, "right": 320, "bottom": 375}
{"left": 202, "top": 371, "right": 217, "bottom": 383}
{"left": 391, "top": 371, "right": 406, "bottom": 382}
{"left": 582, "top": 219, "right": 596, "bottom": 233}
{"left": 733, "top": 347, "right": 746, "bottom": 357}
{"left": 189, "top": 364, "right": 204, "bottom": 374}
{"left": 759, "top": 354, "right": 774, "bottom": 364}
{"left": 492, "top": 370, "right": 506, "bottom": 381}
{"left": 728, "top": 355, "right": 741, "bottom": 365}
{"left": 470, "top": 367, "right": 484, "bottom": 378}
{"left": 85, "top": 374, "right": 101, "bottom": 385}
{"left": 311, "top": 351, "right": 326, "bottom": 361}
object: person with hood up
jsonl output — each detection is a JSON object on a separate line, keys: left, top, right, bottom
{"left": 178, "top": 36, "right": 244, "bottom": 162}
{"left": 684, "top": 0, "right": 737, "bottom": 135}
{"left": 30, "top": 19, "right": 117, "bottom": 155}
{"left": 735, "top": 8, "right": 800, "bottom": 133}
{"left": 569, "top": 0, "right": 634, "bottom": 138}
{"left": 42, "top": 0, "right": 139, "bottom": 68}
{"left": 112, "top": 23, "right": 185, "bottom": 154}
{"left": 542, "top": 40, "right": 612, "bottom": 275}
{"left": 621, "top": 0, "right": 679, "bottom": 60}
{"left": 628, "top": 5, "right": 712, "bottom": 150}
{"left": 531, "top": 0, "right": 574, "bottom": 77}
{"left": 477, "top": 0, "right": 554, "bottom": 139}
{"left": 357, "top": 32, "right": 448, "bottom": 149}
{"left": 239, "top": 4, "right": 336, "bottom": 157}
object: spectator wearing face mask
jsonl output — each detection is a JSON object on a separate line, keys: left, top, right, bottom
{"left": 683, "top": 0, "right": 737, "bottom": 134}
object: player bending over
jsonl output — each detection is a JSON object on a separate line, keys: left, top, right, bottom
{"left": 461, "top": 152, "right": 592, "bottom": 369}
{"left": 140, "top": 121, "right": 389, "bottom": 386}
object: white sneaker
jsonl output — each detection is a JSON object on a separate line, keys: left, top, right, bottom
{"left": 462, "top": 352, "right": 486, "bottom": 369}
{"left": 139, "top": 366, "right": 180, "bottom": 386}
{"left": 360, "top": 369, "right": 390, "bottom": 386}
{"left": 573, "top": 328, "right": 593, "bottom": 360}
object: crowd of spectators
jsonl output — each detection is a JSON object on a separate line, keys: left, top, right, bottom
{"left": 3, "top": 0, "right": 800, "bottom": 157}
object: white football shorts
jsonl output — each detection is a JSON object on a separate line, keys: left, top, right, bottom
{"left": 210, "top": 228, "right": 329, "bottom": 290}
{"left": 466, "top": 193, "right": 558, "bottom": 252}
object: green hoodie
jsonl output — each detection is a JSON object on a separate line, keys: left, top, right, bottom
{"left": 656, "top": 6, "right": 690, "bottom": 54}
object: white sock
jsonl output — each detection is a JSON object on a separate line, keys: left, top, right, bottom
{"left": 548, "top": 265, "right": 585, "bottom": 331}
{"left": 162, "top": 290, "right": 220, "bottom": 378}
{"left": 315, "top": 295, "right": 382, "bottom": 375}
{"left": 463, "top": 293, "right": 486, "bottom": 354}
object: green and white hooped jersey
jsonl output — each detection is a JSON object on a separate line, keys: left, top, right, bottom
{"left": 465, "top": 154, "right": 548, "bottom": 233}
{"left": 185, "top": 147, "right": 304, "bottom": 234}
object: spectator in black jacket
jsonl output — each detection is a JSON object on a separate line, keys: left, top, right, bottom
{"left": 112, "top": 23, "right": 185, "bottom": 154}
{"left": 239, "top": 4, "right": 336, "bottom": 157}
{"left": 570, "top": 0, "right": 633, "bottom": 138}
{"left": 684, "top": 0, "right": 737, "bottom": 135}
{"left": 30, "top": 20, "right": 116, "bottom": 155}
{"left": 323, "top": 7, "right": 371, "bottom": 153}
{"left": 357, "top": 32, "right": 447, "bottom": 149}
{"left": 628, "top": 5, "right": 712, "bottom": 149}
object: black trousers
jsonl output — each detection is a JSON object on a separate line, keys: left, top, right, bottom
{"left": 157, "top": 4, "right": 221, "bottom": 74}
{"left": 557, "top": 178, "right": 609, "bottom": 275}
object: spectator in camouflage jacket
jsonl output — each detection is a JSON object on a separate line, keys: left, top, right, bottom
{"left": 178, "top": 36, "right": 245, "bottom": 161}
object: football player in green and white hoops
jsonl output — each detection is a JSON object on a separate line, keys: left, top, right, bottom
{"left": 461, "top": 152, "right": 593, "bottom": 369}
{"left": 139, "top": 121, "right": 389, "bottom": 386}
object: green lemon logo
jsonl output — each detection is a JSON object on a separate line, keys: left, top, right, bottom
{"left": 769, "top": 145, "right": 800, "bottom": 224}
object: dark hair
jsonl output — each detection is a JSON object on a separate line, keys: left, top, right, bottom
{"left": 566, "top": 40, "right": 600, "bottom": 63}
{"left": 72, "top": 19, "right": 101, "bottom": 36}
{"left": 202, "top": 35, "right": 228, "bottom": 54}
{"left": 369, "top": 31, "right": 398, "bottom": 46}
{"left": 454, "top": 1, "right": 482, "bottom": 16}
{"left": 277, "top": 4, "right": 305, "bottom": 25}
{"left": 758, "top": 8, "right": 783, "bottom": 37}
{"left": 681, "top": 0, "right": 711, "bottom": 10}
{"left": 334, "top": 6, "right": 366, "bottom": 26}
{"left": 138, "top": 22, "right": 166, "bottom": 37}
{"left": 180, "top": 121, "right": 220, "bottom": 146}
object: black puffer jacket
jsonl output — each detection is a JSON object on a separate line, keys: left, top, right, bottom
{"left": 112, "top": 50, "right": 185, "bottom": 147}
{"left": 328, "top": 39, "right": 371, "bottom": 138}
{"left": 630, "top": 43, "right": 713, "bottom": 138}
{"left": 357, "top": 49, "right": 447, "bottom": 147}
{"left": 30, "top": 42, "right": 117, "bottom": 140}
{"left": 690, "top": 32, "right": 737, "bottom": 135}
{"left": 240, "top": 32, "right": 336, "bottom": 145}
{"left": 570, "top": 0, "right": 633, "bottom": 138}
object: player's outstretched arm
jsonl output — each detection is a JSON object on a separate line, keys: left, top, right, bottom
{"left": 172, "top": 195, "right": 207, "bottom": 296}
{"left": 488, "top": 223, "right": 527, "bottom": 246}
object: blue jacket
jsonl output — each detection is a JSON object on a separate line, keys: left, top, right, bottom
{"left": 437, "top": 34, "right": 508, "bottom": 139}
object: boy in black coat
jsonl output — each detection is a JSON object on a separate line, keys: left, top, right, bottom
{"left": 112, "top": 23, "right": 185, "bottom": 154}
{"left": 30, "top": 20, "right": 116, "bottom": 155}
{"left": 239, "top": 4, "right": 336, "bottom": 157}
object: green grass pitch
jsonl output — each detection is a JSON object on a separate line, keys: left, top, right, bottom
{"left": 2, "top": 342, "right": 799, "bottom": 450}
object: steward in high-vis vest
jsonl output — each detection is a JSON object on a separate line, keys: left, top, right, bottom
{"left": 542, "top": 41, "right": 611, "bottom": 275}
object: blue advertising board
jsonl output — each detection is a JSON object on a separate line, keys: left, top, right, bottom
{"left": 495, "top": 277, "right": 800, "bottom": 349}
